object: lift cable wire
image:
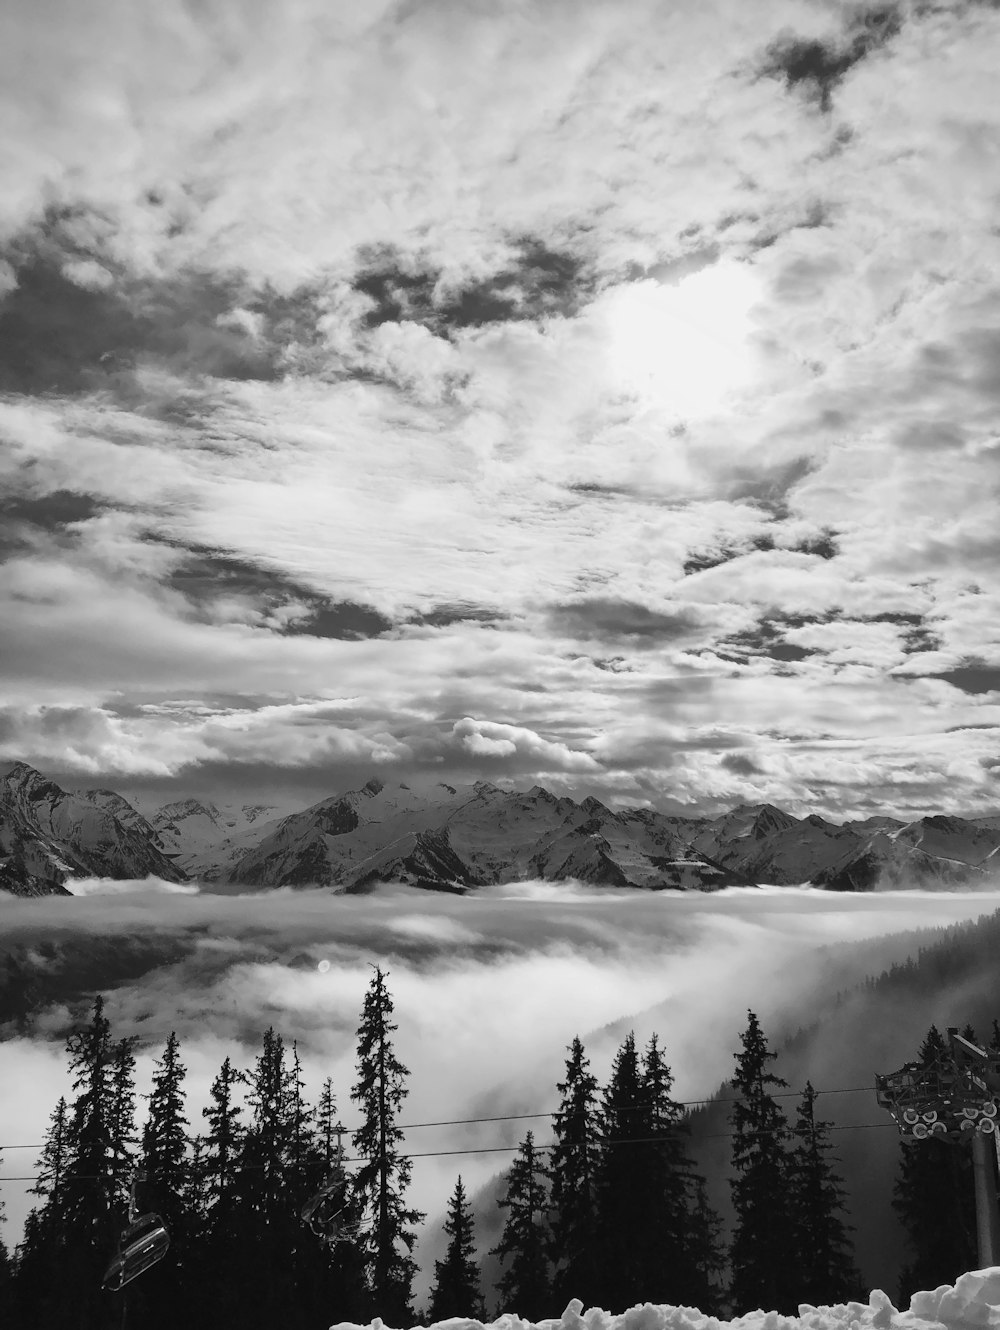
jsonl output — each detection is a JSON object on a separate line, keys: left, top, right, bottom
{"left": 0, "top": 1083, "right": 878, "bottom": 1154}
{"left": 0, "top": 1116, "right": 904, "bottom": 1185}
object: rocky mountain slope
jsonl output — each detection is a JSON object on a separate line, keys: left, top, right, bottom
{"left": 230, "top": 778, "right": 743, "bottom": 892}
{"left": 0, "top": 763, "right": 187, "bottom": 895}
{"left": 151, "top": 798, "right": 285, "bottom": 881}
{"left": 3, "top": 761, "right": 1000, "bottom": 895}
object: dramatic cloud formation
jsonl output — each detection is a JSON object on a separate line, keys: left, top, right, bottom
{"left": 2, "top": 0, "right": 1000, "bottom": 817}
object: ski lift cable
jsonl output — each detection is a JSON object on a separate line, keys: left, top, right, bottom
{"left": 0, "top": 1083, "right": 879, "bottom": 1153}
{"left": 0, "top": 1117, "right": 904, "bottom": 1184}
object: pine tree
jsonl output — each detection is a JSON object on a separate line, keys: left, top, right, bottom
{"left": 729, "top": 1010, "right": 795, "bottom": 1314}
{"left": 19, "top": 997, "right": 138, "bottom": 1329}
{"left": 787, "top": 1082, "right": 860, "bottom": 1304}
{"left": 314, "top": 1077, "right": 340, "bottom": 1164}
{"left": 894, "top": 1026, "right": 977, "bottom": 1302}
{"left": 202, "top": 1056, "right": 244, "bottom": 1218}
{"left": 191, "top": 1055, "right": 246, "bottom": 1327}
{"left": 685, "top": 1174, "right": 726, "bottom": 1315}
{"left": 593, "top": 1031, "right": 648, "bottom": 1308}
{"left": 548, "top": 1036, "right": 602, "bottom": 1309}
{"left": 638, "top": 1034, "right": 709, "bottom": 1307}
{"left": 428, "top": 1176, "right": 487, "bottom": 1320}
{"left": 230, "top": 1027, "right": 301, "bottom": 1326}
{"left": 0, "top": 1172, "right": 10, "bottom": 1327}
{"left": 306, "top": 1078, "right": 370, "bottom": 1326}
{"left": 351, "top": 965, "right": 425, "bottom": 1323}
{"left": 11, "top": 1097, "right": 72, "bottom": 1326}
{"left": 137, "top": 1031, "right": 194, "bottom": 1328}
{"left": 491, "top": 1131, "right": 552, "bottom": 1319}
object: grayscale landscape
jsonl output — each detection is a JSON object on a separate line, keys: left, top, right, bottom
{"left": 3, "top": 1, "right": 1000, "bottom": 1327}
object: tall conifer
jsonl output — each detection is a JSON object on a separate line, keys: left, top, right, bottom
{"left": 232, "top": 1027, "right": 299, "bottom": 1325}
{"left": 788, "top": 1082, "right": 860, "bottom": 1304}
{"left": 729, "top": 1010, "right": 794, "bottom": 1314}
{"left": 351, "top": 965, "right": 424, "bottom": 1322}
{"left": 594, "top": 1031, "right": 647, "bottom": 1308}
{"left": 548, "top": 1036, "right": 602, "bottom": 1309}
{"left": 138, "top": 1031, "right": 194, "bottom": 1328}
{"left": 192, "top": 1055, "right": 246, "bottom": 1326}
{"left": 428, "top": 1176, "right": 487, "bottom": 1320}
{"left": 637, "top": 1034, "right": 706, "bottom": 1306}
{"left": 490, "top": 1131, "right": 552, "bottom": 1319}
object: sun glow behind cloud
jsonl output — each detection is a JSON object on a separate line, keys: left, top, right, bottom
{"left": 602, "top": 262, "right": 762, "bottom": 418}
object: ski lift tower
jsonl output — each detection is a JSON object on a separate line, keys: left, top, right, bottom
{"left": 876, "top": 1028, "right": 1000, "bottom": 1266}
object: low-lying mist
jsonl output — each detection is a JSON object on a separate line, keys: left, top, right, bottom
{"left": 3, "top": 880, "right": 1000, "bottom": 1302}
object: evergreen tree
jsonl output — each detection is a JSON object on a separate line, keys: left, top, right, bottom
{"left": 729, "top": 1010, "right": 795, "bottom": 1314}
{"left": 490, "top": 1131, "right": 552, "bottom": 1319}
{"left": 548, "top": 1036, "right": 602, "bottom": 1309}
{"left": 314, "top": 1077, "right": 340, "bottom": 1164}
{"left": 230, "top": 1027, "right": 301, "bottom": 1326}
{"left": 593, "top": 1031, "right": 648, "bottom": 1308}
{"left": 638, "top": 1034, "right": 713, "bottom": 1307}
{"left": 0, "top": 1173, "right": 10, "bottom": 1327}
{"left": 787, "top": 1082, "right": 860, "bottom": 1304}
{"left": 202, "top": 1056, "right": 244, "bottom": 1217}
{"left": 894, "top": 1026, "right": 977, "bottom": 1303}
{"left": 11, "top": 1097, "right": 72, "bottom": 1326}
{"left": 14, "top": 997, "right": 138, "bottom": 1328}
{"left": 427, "top": 1176, "right": 487, "bottom": 1320}
{"left": 137, "top": 1031, "right": 195, "bottom": 1329}
{"left": 64, "top": 996, "right": 133, "bottom": 1327}
{"left": 32, "top": 1096, "right": 71, "bottom": 1201}
{"left": 684, "top": 1174, "right": 726, "bottom": 1315}
{"left": 191, "top": 1055, "right": 246, "bottom": 1327}
{"left": 301, "top": 1078, "right": 370, "bottom": 1327}
{"left": 351, "top": 965, "right": 425, "bottom": 1323}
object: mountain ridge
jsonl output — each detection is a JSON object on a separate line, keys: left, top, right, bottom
{"left": 2, "top": 761, "right": 1000, "bottom": 896}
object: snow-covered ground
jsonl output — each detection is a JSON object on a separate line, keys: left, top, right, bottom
{"left": 331, "top": 1268, "right": 1000, "bottom": 1330}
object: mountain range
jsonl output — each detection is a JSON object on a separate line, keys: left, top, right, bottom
{"left": 2, "top": 760, "right": 1000, "bottom": 897}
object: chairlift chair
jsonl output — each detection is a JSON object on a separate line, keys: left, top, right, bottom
{"left": 102, "top": 1172, "right": 170, "bottom": 1292}
{"left": 301, "top": 1123, "right": 370, "bottom": 1249}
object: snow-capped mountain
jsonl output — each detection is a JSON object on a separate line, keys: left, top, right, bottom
{"left": 3, "top": 760, "right": 1000, "bottom": 896}
{"left": 227, "top": 777, "right": 742, "bottom": 892}
{"left": 689, "top": 804, "right": 867, "bottom": 885}
{"left": 150, "top": 798, "right": 286, "bottom": 881}
{"left": 0, "top": 763, "right": 187, "bottom": 895}
{"left": 813, "top": 815, "right": 1000, "bottom": 891}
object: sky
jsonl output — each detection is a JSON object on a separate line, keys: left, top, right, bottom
{"left": 2, "top": 880, "right": 1000, "bottom": 1288}
{"left": 2, "top": 0, "right": 1000, "bottom": 818}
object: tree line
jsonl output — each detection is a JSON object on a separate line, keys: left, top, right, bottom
{"left": 0, "top": 972, "right": 984, "bottom": 1328}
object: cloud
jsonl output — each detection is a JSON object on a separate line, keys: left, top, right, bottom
{"left": 66, "top": 875, "right": 200, "bottom": 897}
{"left": 451, "top": 718, "right": 600, "bottom": 772}
{"left": 546, "top": 599, "right": 705, "bottom": 646}
{"left": 3, "top": 0, "right": 1000, "bottom": 819}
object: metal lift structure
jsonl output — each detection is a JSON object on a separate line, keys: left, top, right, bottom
{"left": 876, "top": 1027, "right": 1000, "bottom": 1265}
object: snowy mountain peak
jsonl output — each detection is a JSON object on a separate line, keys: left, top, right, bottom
{"left": 0, "top": 764, "right": 186, "bottom": 894}
{"left": 152, "top": 798, "right": 223, "bottom": 827}
{"left": 3, "top": 761, "right": 60, "bottom": 802}
{"left": 526, "top": 784, "right": 557, "bottom": 802}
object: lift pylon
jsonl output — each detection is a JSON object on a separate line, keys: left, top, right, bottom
{"left": 876, "top": 1028, "right": 1000, "bottom": 1266}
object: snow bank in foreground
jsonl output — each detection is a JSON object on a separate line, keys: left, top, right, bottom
{"left": 330, "top": 1268, "right": 1000, "bottom": 1330}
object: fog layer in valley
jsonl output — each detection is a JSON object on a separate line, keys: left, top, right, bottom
{"left": 2, "top": 881, "right": 999, "bottom": 1301}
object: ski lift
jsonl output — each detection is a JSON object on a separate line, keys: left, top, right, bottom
{"left": 301, "top": 1123, "right": 368, "bottom": 1249}
{"left": 876, "top": 1031, "right": 1000, "bottom": 1142}
{"left": 102, "top": 1171, "right": 170, "bottom": 1292}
